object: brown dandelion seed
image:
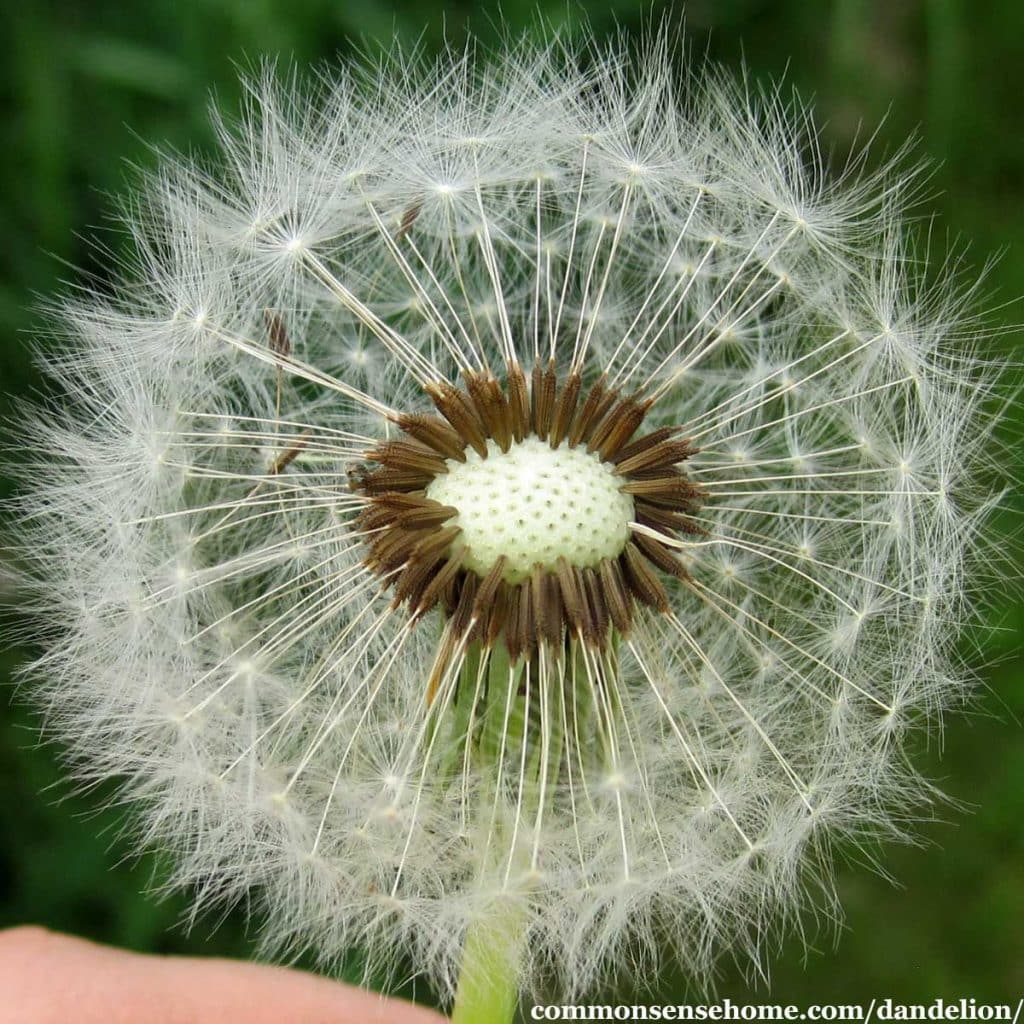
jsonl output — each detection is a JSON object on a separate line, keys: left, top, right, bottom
{"left": 263, "top": 309, "right": 291, "bottom": 356}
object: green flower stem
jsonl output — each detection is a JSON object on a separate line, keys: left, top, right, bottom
{"left": 451, "top": 643, "right": 529, "bottom": 1024}
{"left": 451, "top": 902, "right": 526, "bottom": 1024}
{"left": 450, "top": 637, "right": 609, "bottom": 1024}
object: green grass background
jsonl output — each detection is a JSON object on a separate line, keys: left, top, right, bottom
{"left": 0, "top": 0, "right": 1021, "bottom": 1011}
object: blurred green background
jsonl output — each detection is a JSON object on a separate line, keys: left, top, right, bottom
{"left": 0, "top": 0, "right": 1021, "bottom": 1012}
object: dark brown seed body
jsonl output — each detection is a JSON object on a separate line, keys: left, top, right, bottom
{"left": 263, "top": 309, "right": 292, "bottom": 357}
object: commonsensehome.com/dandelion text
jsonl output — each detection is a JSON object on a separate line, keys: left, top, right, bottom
{"left": 530, "top": 998, "right": 1024, "bottom": 1022}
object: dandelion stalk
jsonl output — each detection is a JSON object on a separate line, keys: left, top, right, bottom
{"left": 452, "top": 909, "right": 524, "bottom": 1024}
{"left": 451, "top": 644, "right": 565, "bottom": 1024}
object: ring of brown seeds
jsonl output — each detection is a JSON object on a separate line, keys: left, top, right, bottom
{"left": 350, "top": 359, "right": 706, "bottom": 667}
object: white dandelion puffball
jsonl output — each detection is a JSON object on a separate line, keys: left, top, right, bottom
{"left": 10, "top": 32, "right": 1004, "bottom": 1003}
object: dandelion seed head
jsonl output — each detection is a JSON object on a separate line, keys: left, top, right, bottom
{"left": 5, "top": 26, "right": 1008, "bottom": 1005}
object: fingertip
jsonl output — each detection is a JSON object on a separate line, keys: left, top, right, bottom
{"left": 0, "top": 928, "right": 448, "bottom": 1024}
{"left": 166, "top": 954, "right": 449, "bottom": 1023}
